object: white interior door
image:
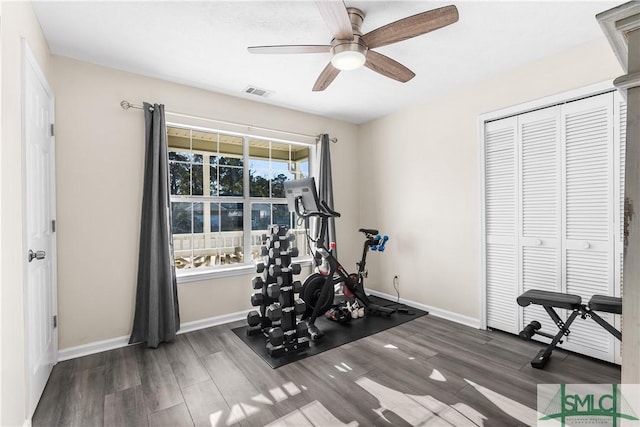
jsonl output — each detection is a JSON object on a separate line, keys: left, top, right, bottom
{"left": 518, "top": 107, "right": 562, "bottom": 340}
{"left": 560, "top": 93, "right": 615, "bottom": 361}
{"left": 23, "top": 43, "right": 57, "bottom": 416}
{"left": 484, "top": 117, "right": 519, "bottom": 333}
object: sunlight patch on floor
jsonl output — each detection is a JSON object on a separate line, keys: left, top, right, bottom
{"left": 429, "top": 368, "right": 447, "bottom": 382}
{"left": 282, "top": 382, "right": 301, "bottom": 396}
{"left": 356, "top": 377, "right": 484, "bottom": 426}
{"left": 464, "top": 379, "right": 538, "bottom": 426}
{"left": 207, "top": 381, "right": 309, "bottom": 426}
{"left": 384, "top": 344, "right": 398, "bottom": 349}
{"left": 269, "top": 386, "right": 288, "bottom": 402}
{"left": 251, "top": 393, "right": 273, "bottom": 405}
{"left": 266, "top": 400, "right": 359, "bottom": 427}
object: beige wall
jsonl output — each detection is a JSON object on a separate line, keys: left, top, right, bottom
{"left": 0, "top": 1, "right": 51, "bottom": 425}
{"left": 51, "top": 56, "right": 359, "bottom": 350}
{"left": 358, "top": 37, "right": 624, "bottom": 321}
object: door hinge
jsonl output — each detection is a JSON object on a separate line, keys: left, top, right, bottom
{"left": 50, "top": 123, "right": 55, "bottom": 137}
{"left": 52, "top": 220, "right": 56, "bottom": 233}
{"left": 53, "top": 315, "right": 57, "bottom": 328}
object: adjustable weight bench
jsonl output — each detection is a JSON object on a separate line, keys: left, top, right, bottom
{"left": 516, "top": 289, "right": 621, "bottom": 369}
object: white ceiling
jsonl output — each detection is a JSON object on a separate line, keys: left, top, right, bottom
{"left": 33, "top": 1, "right": 622, "bottom": 124}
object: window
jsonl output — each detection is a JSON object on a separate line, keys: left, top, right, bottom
{"left": 167, "top": 126, "right": 313, "bottom": 274}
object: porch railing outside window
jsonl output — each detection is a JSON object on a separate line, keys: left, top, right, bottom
{"left": 167, "top": 126, "right": 312, "bottom": 272}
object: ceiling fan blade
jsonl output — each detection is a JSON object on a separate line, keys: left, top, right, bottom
{"left": 361, "top": 5, "right": 459, "bottom": 49}
{"left": 248, "top": 45, "right": 331, "bottom": 54}
{"left": 315, "top": 0, "right": 354, "bottom": 41}
{"left": 365, "top": 50, "right": 415, "bottom": 83}
{"left": 312, "top": 62, "right": 340, "bottom": 91}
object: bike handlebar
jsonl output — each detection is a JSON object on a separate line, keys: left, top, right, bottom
{"left": 295, "top": 196, "right": 341, "bottom": 219}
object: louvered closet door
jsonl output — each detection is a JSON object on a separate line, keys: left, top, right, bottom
{"left": 519, "top": 107, "right": 561, "bottom": 339}
{"left": 485, "top": 117, "right": 518, "bottom": 333}
{"left": 561, "top": 93, "right": 615, "bottom": 361}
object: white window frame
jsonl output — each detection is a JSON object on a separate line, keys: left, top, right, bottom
{"left": 167, "top": 121, "right": 317, "bottom": 283}
{"left": 477, "top": 80, "right": 616, "bottom": 330}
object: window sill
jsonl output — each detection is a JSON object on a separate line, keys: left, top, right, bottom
{"left": 176, "top": 257, "right": 314, "bottom": 284}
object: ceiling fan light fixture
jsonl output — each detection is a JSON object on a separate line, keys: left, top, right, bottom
{"left": 331, "top": 43, "right": 367, "bottom": 71}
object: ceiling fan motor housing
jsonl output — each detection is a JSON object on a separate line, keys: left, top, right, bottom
{"left": 330, "top": 7, "right": 367, "bottom": 70}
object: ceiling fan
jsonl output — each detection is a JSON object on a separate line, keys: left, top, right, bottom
{"left": 247, "top": 1, "right": 459, "bottom": 91}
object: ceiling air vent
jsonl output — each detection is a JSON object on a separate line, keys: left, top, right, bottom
{"left": 243, "top": 86, "right": 272, "bottom": 98}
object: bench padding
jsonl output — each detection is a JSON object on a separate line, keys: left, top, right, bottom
{"left": 589, "top": 295, "right": 622, "bottom": 315}
{"left": 517, "top": 289, "right": 582, "bottom": 310}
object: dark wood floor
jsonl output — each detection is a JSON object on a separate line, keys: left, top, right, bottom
{"left": 33, "top": 315, "right": 620, "bottom": 427}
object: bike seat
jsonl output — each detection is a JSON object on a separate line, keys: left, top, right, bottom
{"left": 359, "top": 228, "right": 379, "bottom": 235}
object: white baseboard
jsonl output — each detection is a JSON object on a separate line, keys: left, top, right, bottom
{"left": 367, "top": 289, "right": 481, "bottom": 329}
{"left": 58, "top": 309, "right": 251, "bottom": 362}
{"left": 58, "top": 335, "right": 130, "bottom": 361}
{"left": 58, "top": 293, "right": 481, "bottom": 362}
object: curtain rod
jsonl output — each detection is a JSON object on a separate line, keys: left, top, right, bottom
{"left": 120, "top": 100, "right": 338, "bottom": 143}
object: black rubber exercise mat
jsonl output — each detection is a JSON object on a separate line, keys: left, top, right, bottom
{"left": 231, "top": 295, "right": 428, "bottom": 369}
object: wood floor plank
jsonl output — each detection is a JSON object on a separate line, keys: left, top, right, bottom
{"left": 58, "top": 366, "right": 106, "bottom": 427}
{"left": 201, "top": 351, "right": 279, "bottom": 426}
{"left": 182, "top": 380, "right": 232, "bottom": 427}
{"left": 185, "top": 328, "right": 224, "bottom": 358}
{"left": 455, "top": 383, "right": 536, "bottom": 426}
{"left": 32, "top": 360, "right": 74, "bottom": 427}
{"left": 136, "top": 346, "right": 184, "bottom": 414}
{"left": 73, "top": 351, "right": 106, "bottom": 372}
{"left": 147, "top": 403, "right": 194, "bottom": 427}
{"left": 104, "top": 345, "right": 141, "bottom": 395}
{"left": 33, "top": 311, "right": 623, "bottom": 427}
{"left": 163, "top": 334, "right": 210, "bottom": 389}
{"left": 428, "top": 353, "right": 538, "bottom": 408}
{"left": 214, "top": 326, "right": 303, "bottom": 416}
{"left": 277, "top": 361, "right": 375, "bottom": 426}
{"left": 104, "top": 385, "right": 148, "bottom": 427}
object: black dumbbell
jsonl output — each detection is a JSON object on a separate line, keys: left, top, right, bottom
{"left": 260, "top": 246, "right": 269, "bottom": 256}
{"left": 269, "top": 247, "right": 281, "bottom": 259}
{"left": 261, "top": 233, "right": 268, "bottom": 243}
{"left": 267, "top": 284, "right": 280, "bottom": 299}
{"left": 294, "top": 298, "right": 306, "bottom": 315}
{"left": 276, "top": 275, "right": 287, "bottom": 287}
{"left": 290, "top": 247, "right": 299, "bottom": 258}
{"left": 292, "top": 280, "right": 302, "bottom": 293}
{"left": 252, "top": 276, "right": 264, "bottom": 290}
{"left": 268, "top": 327, "right": 284, "bottom": 346}
{"left": 519, "top": 321, "right": 541, "bottom": 340}
{"left": 256, "top": 262, "right": 266, "bottom": 273}
{"left": 269, "top": 264, "right": 282, "bottom": 277}
{"left": 288, "top": 233, "right": 296, "bottom": 242}
{"left": 247, "top": 310, "right": 261, "bottom": 326}
{"left": 291, "top": 263, "right": 302, "bottom": 275}
{"left": 266, "top": 303, "right": 282, "bottom": 321}
{"left": 278, "top": 254, "right": 292, "bottom": 268}
{"left": 296, "top": 321, "right": 308, "bottom": 337}
{"left": 250, "top": 292, "right": 264, "bottom": 307}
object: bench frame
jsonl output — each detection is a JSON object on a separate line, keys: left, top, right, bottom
{"left": 518, "top": 291, "right": 621, "bottom": 369}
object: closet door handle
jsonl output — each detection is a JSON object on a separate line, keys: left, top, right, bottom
{"left": 536, "top": 239, "right": 542, "bottom": 246}
{"left": 583, "top": 242, "right": 591, "bottom": 249}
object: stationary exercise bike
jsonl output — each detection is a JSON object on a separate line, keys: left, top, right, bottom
{"left": 284, "top": 178, "right": 394, "bottom": 341}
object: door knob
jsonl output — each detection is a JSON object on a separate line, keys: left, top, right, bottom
{"left": 28, "top": 250, "right": 46, "bottom": 262}
{"left": 583, "top": 242, "right": 591, "bottom": 249}
{"left": 536, "top": 239, "right": 542, "bottom": 246}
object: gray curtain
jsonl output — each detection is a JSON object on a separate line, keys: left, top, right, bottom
{"left": 129, "top": 102, "right": 180, "bottom": 348}
{"left": 318, "top": 134, "right": 337, "bottom": 257}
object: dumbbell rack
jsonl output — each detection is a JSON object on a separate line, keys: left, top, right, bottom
{"left": 246, "top": 224, "right": 310, "bottom": 357}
